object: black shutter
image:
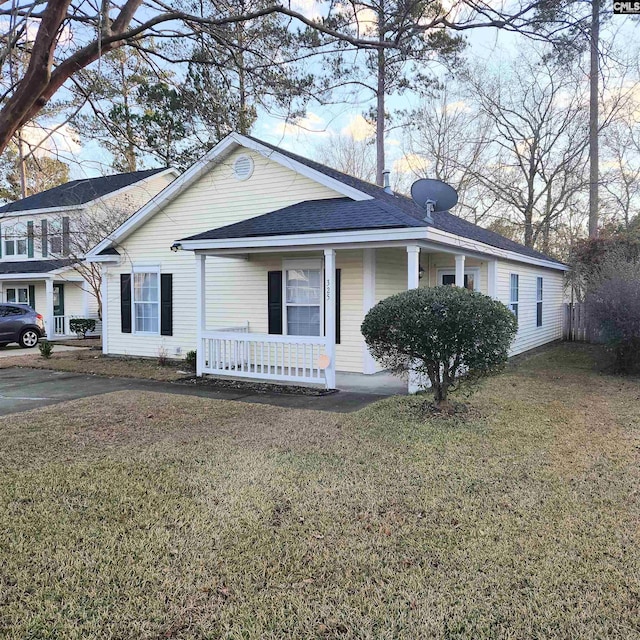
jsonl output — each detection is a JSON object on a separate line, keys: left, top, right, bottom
{"left": 267, "top": 270, "right": 283, "bottom": 334}
{"left": 28, "top": 285, "right": 35, "bottom": 309}
{"left": 160, "top": 273, "right": 173, "bottom": 336}
{"left": 120, "top": 274, "right": 132, "bottom": 333}
{"left": 41, "top": 220, "right": 48, "bottom": 257}
{"left": 62, "top": 216, "right": 70, "bottom": 256}
{"left": 27, "top": 221, "right": 34, "bottom": 258}
{"left": 335, "top": 268, "right": 341, "bottom": 345}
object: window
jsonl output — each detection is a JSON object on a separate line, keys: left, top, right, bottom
{"left": 6, "top": 287, "right": 28, "bottom": 304}
{"left": 510, "top": 274, "right": 519, "bottom": 318}
{"left": 4, "top": 222, "right": 28, "bottom": 257}
{"left": 438, "top": 268, "right": 480, "bottom": 291}
{"left": 133, "top": 271, "right": 159, "bottom": 333}
{"left": 285, "top": 267, "right": 321, "bottom": 336}
{"left": 48, "top": 218, "right": 62, "bottom": 255}
{"left": 536, "top": 277, "right": 543, "bottom": 327}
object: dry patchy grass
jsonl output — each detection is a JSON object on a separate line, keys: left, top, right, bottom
{"left": 0, "top": 349, "right": 187, "bottom": 381}
{"left": 0, "top": 344, "right": 639, "bottom": 639}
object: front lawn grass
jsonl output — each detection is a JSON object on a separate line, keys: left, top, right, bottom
{"left": 0, "top": 343, "right": 638, "bottom": 638}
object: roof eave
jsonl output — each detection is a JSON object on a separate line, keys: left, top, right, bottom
{"left": 177, "top": 226, "right": 568, "bottom": 271}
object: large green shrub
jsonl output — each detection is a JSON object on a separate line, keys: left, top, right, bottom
{"left": 361, "top": 287, "right": 518, "bottom": 407}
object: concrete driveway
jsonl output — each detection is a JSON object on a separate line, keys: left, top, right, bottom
{"left": 0, "top": 368, "right": 391, "bottom": 416}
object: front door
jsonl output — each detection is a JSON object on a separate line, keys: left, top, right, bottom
{"left": 53, "top": 283, "right": 64, "bottom": 317}
{"left": 53, "top": 284, "right": 64, "bottom": 334}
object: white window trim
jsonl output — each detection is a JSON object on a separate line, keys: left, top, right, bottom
{"left": 131, "top": 265, "right": 161, "bottom": 335}
{"left": 436, "top": 267, "right": 481, "bottom": 291}
{"left": 536, "top": 276, "right": 543, "bottom": 328}
{"left": 3, "top": 222, "right": 29, "bottom": 258}
{"left": 6, "top": 286, "right": 28, "bottom": 304}
{"left": 282, "top": 258, "right": 323, "bottom": 337}
{"left": 509, "top": 273, "right": 519, "bottom": 317}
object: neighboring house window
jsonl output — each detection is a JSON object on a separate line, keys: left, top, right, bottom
{"left": 510, "top": 274, "right": 519, "bottom": 318}
{"left": 285, "top": 267, "right": 321, "bottom": 336}
{"left": 133, "top": 271, "right": 159, "bottom": 333}
{"left": 48, "top": 218, "right": 63, "bottom": 255}
{"left": 4, "top": 222, "right": 28, "bottom": 257}
{"left": 536, "top": 277, "right": 543, "bottom": 327}
{"left": 6, "top": 287, "right": 28, "bottom": 304}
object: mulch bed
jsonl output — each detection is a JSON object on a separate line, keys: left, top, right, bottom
{"left": 174, "top": 375, "right": 338, "bottom": 396}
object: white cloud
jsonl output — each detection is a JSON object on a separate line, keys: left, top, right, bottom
{"left": 445, "top": 100, "right": 471, "bottom": 114}
{"left": 393, "top": 153, "right": 430, "bottom": 175}
{"left": 20, "top": 122, "right": 81, "bottom": 159}
{"left": 288, "top": 0, "right": 324, "bottom": 21}
{"left": 341, "top": 114, "right": 375, "bottom": 141}
{"left": 272, "top": 112, "right": 330, "bottom": 138}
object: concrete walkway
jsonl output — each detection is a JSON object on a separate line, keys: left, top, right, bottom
{"left": 0, "top": 368, "right": 397, "bottom": 416}
{"left": 0, "top": 344, "right": 86, "bottom": 358}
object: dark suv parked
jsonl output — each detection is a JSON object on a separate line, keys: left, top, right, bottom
{"left": 0, "top": 304, "right": 46, "bottom": 348}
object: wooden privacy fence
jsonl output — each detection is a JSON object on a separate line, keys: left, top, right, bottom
{"left": 563, "top": 302, "right": 594, "bottom": 342}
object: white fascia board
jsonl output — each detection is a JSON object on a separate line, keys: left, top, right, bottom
{"left": 424, "top": 227, "right": 569, "bottom": 271}
{"left": 85, "top": 254, "right": 121, "bottom": 264}
{"left": 87, "top": 133, "right": 374, "bottom": 258}
{"left": 180, "top": 227, "right": 429, "bottom": 251}
{"left": 0, "top": 204, "right": 85, "bottom": 217}
{"left": 181, "top": 225, "right": 567, "bottom": 272}
{"left": 0, "top": 273, "right": 54, "bottom": 280}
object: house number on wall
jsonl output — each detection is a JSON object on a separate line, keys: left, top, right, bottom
{"left": 326, "top": 280, "right": 331, "bottom": 300}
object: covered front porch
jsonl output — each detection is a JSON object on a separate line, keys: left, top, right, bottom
{"left": 191, "top": 242, "right": 496, "bottom": 390}
{"left": 0, "top": 273, "right": 96, "bottom": 338}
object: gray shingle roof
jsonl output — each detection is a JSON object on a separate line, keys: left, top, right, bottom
{"left": 0, "top": 168, "right": 167, "bottom": 214}
{"left": 241, "top": 136, "right": 563, "bottom": 265}
{"left": 0, "top": 259, "right": 75, "bottom": 274}
{"left": 182, "top": 198, "right": 426, "bottom": 241}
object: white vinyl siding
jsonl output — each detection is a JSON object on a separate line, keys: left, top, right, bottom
{"left": 104, "top": 147, "right": 344, "bottom": 361}
{"left": 497, "top": 261, "right": 564, "bottom": 355}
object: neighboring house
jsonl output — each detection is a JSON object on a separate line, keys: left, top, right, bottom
{"left": 0, "top": 168, "right": 177, "bottom": 339}
{"left": 87, "top": 133, "right": 568, "bottom": 391}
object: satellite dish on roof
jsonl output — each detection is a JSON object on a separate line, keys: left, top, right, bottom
{"left": 410, "top": 178, "right": 458, "bottom": 222}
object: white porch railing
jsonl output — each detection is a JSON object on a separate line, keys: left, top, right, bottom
{"left": 54, "top": 315, "right": 66, "bottom": 336}
{"left": 201, "top": 329, "right": 328, "bottom": 385}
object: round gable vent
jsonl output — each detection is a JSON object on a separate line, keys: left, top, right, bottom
{"left": 233, "top": 154, "right": 254, "bottom": 181}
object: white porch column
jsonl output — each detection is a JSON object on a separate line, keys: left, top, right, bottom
{"left": 195, "top": 253, "right": 206, "bottom": 377}
{"left": 45, "top": 278, "right": 55, "bottom": 339}
{"left": 100, "top": 265, "right": 108, "bottom": 354}
{"left": 82, "top": 278, "right": 90, "bottom": 318}
{"left": 324, "top": 248, "right": 337, "bottom": 390}
{"left": 455, "top": 254, "right": 466, "bottom": 287}
{"left": 362, "top": 248, "right": 377, "bottom": 375}
{"left": 407, "top": 245, "right": 421, "bottom": 394}
{"left": 487, "top": 259, "right": 498, "bottom": 299}
{"left": 407, "top": 245, "right": 420, "bottom": 290}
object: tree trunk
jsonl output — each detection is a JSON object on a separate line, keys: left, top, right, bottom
{"left": 524, "top": 210, "right": 534, "bottom": 247}
{"left": 588, "top": 0, "right": 600, "bottom": 238}
{"left": 375, "top": 5, "right": 385, "bottom": 186}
